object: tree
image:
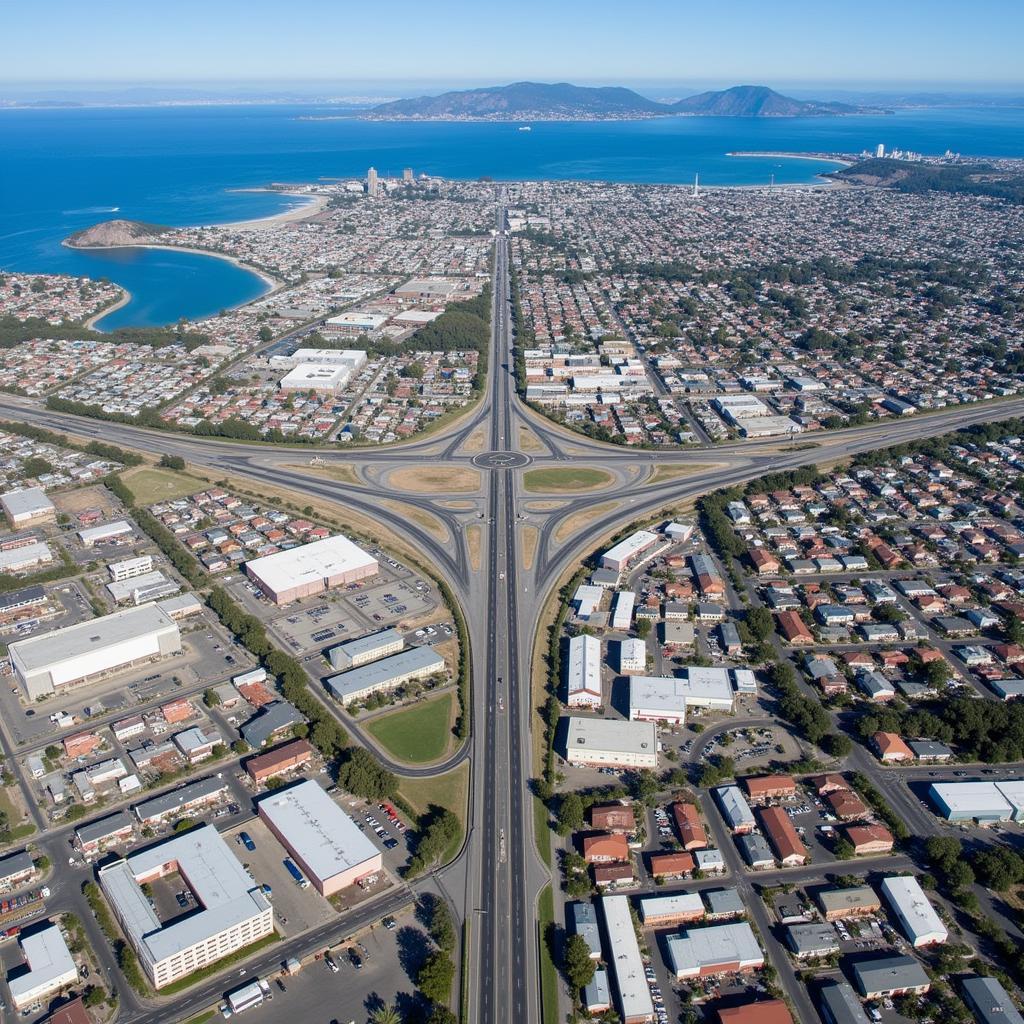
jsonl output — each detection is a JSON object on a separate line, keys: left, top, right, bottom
{"left": 556, "top": 792, "right": 585, "bottom": 835}
{"left": 635, "top": 619, "right": 652, "bottom": 639}
{"left": 822, "top": 733, "right": 852, "bottom": 758}
{"left": 203, "top": 687, "right": 221, "bottom": 708}
{"left": 22, "top": 456, "right": 53, "bottom": 478}
{"left": 833, "top": 839, "right": 855, "bottom": 860}
{"left": 425, "top": 896, "right": 457, "bottom": 953}
{"left": 417, "top": 950, "right": 455, "bottom": 1004}
{"left": 174, "top": 817, "right": 196, "bottom": 833}
{"left": 564, "top": 933, "right": 596, "bottom": 990}
{"left": 408, "top": 806, "right": 462, "bottom": 876}
{"left": 258, "top": 325, "right": 274, "bottom": 343}
{"left": 158, "top": 454, "right": 186, "bottom": 471}
{"left": 337, "top": 748, "right": 397, "bottom": 801}
{"left": 427, "top": 1005, "right": 457, "bottom": 1024}
{"left": 628, "top": 770, "right": 660, "bottom": 805}
{"left": 369, "top": 1004, "right": 402, "bottom": 1024}
{"left": 745, "top": 607, "right": 773, "bottom": 643}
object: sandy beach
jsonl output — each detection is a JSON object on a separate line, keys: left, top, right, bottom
{"left": 215, "top": 189, "right": 330, "bottom": 230}
{"left": 83, "top": 288, "right": 131, "bottom": 329}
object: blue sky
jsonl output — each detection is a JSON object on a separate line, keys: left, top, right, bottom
{"left": 3, "top": 0, "right": 1022, "bottom": 87}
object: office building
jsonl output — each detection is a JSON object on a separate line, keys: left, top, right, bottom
{"left": 366, "top": 166, "right": 378, "bottom": 196}
{"left": 245, "top": 738, "right": 314, "bottom": 785}
{"left": 817, "top": 886, "right": 881, "bottom": 921}
{"left": 325, "top": 646, "right": 445, "bottom": 705}
{"left": 327, "top": 628, "right": 404, "bottom": 670}
{"left": 715, "top": 786, "right": 755, "bottom": 833}
{"left": 563, "top": 717, "right": 658, "bottom": 769}
{"left": 600, "top": 530, "right": 659, "bottom": 572}
{"left": 7, "top": 924, "right": 77, "bottom": 1010}
{"left": 0, "top": 850, "right": 35, "bottom": 890}
{"left": 108, "top": 555, "right": 153, "bottom": 582}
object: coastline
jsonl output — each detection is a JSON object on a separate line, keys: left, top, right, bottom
{"left": 214, "top": 190, "right": 329, "bottom": 230}
{"left": 84, "top": 288, "right": 131, "bottom": 329}
{"left": 727, "top": 150, "right": 854, "bottom": 167}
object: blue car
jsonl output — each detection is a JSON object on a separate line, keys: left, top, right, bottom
{"left": 238, "top": 832, "right": 255, "bottom": 852}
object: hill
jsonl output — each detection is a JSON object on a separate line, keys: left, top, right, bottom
{"left": 671, "top": 85, "right": 884, "bottom": 117}
{"left": 833, "top": 158, "right": 1024, "bottom": 204}
{"left": 65, "top": 219, "right": 168, "bottom": 248}
{"left": 362, "top": 81, "right": 666, "bottom": 120}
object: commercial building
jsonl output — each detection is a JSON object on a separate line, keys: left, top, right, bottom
{"left": 786, "top": 922, "right": 840, "bottom": 958}
{"left": 327, "top": 628, "right": 404, "bottom": 671}
{"left": 270, "top": 348, "right": 367, "bottom": 372}
{"left": 611, "top": 591, "right": 635, "bottom": 631}
{"left": 846, "top": 824, "right": 894, "bottom": 855}
{"left": 0, "top": 585, "right": 46, "bottom": 623}
{"left": 638, "top": 892, "right": 704, "bottom": 927}
{"left": 758, "top": 806, "right": 807, "bottom": 866}
{"left": 880, "top": 875, "right": 948, "bottom": 947}
{"left": 628, "top": 667, "right": 736, "bottom": 723}
{"left": 325, "top": 646, "right": 445, "bottom": 705}
{"left": 671, "top": 802, "right": 707, "bottom": 850}
{"left": 744, "top": 775, "right": 796, "bottom": 803}
{"left": 107, "top": 571, "right": 180, "bottom": 605}
{"left": 257, "top": 780, "right": 382, "bottom": 896}
{"left": 715, "top": 786, "right": 755, "bottom": 833}
{"left": 583, "top": 970, "right": 611, "bottom": 1015}
{"left": 818, "top": 980, "right": 872, "bottom": 1024}
{"left": 245, "top": 534, "right": 378, "bottom": 606}
{"left": 600, "top": 530, "right": 660, "bottom": 572}
{"left": 0, "top": 541, "right": 53, "bottom": 574}
{"left": 321, "top": 312, "right": 387, "bottom": 335}
{"left": 665, "top": 922, "right": 764, "bottom": 979}
{"left": 563, "top": 717, "right": 658, "bottom": 769}
{"left": 98, "top": 825, "right": 273, "bottom": 989}
{"left": 394, "top": 278, "right": 458, "bottom": 301}
{"left": 928, "top": 779, "right": 1024, "bottom": 823}
{"left": 852, "top": 955, "right": 930, "bottom": 998}
{"left": 0, "top": 850, "right": 35, "bottom": 890}
{"left": 132, "top": 776, "right": 228, "bottom": 825}
{"left": 817, "top": 886, "right": 881, "bottom": 921}
{"left": 279, "top": 363, "right": 352, "bottom": 395}
{"left": 108, "top": 555, "right": 153, "bottom": 581}
{"left": 960, "top": 975, "right": 1024, "bottom": 1024}
{"left": 569, "top": 901, "right": 602, "bottom": 959}
{"left": 1, "top": 487, "right": 55, "bottom": 528}
{"left": 589, "top": 803, "right": 635, "bottom": 833}
{"left": 601, "top": 895, "right": 654, "bottom": 1023}
{"left": 703, "top": 888, "right": 744, "bottom": 919}
{"left": 583, "top": 833, "right": 629, "bottom": 864}
{"left": 245, "top": 738, "right": 314, "bottom": 785}
{"left": 74, "top": 811, "right": 134, "bottom": 856}
{"left": 7, "top": 924, "right": 77, "bottom": 1010}
{"left": 566, "top": 634, "right": 602, "bottom": 707}
{"left": 240, "top": 700, "right": 304, "bottom": 748}
{"left": 78, "top": 520, "right": 133, "bottom": 548}
{"left": 872, "top": 731, "right": 914, "bottom": 762}
{"left": 736, "top": 833, "right": 775, "bottom": 870}
{"left": 618, "top": 638, "right": 647, "bottom": 674}
{"left": 648, "top": 852, "right": 695, "bottom": 879}
{"left": 718, "top": 1001, "right": 793, "bottom": 1024}
{"left": 9, "top": 604, "right": 181, "bottom": 700}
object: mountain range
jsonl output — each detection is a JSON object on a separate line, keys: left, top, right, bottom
{"left": 362, "top": 82, "right": 889, "bottom": 120}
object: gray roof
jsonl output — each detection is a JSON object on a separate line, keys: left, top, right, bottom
{"left": 817, "top": 886, "right": 880, "bottom": 916}
{"left": 132, "top": 775, "right": 227, "bottom": 823}
{"left": 960, "top": 975, "right": 1024, "bottom": 1024}
{"left": 818, "top": 980, "right": 871, "bottom": 1024}
{"left": 241, "top": 700, "right": 304, "bottom": 748}
{"left": 852, "top": 955, "right": 930, "bottom": 996}
{"left": 0, "top": 487, "right": 54, "bottom": 517}
{"left": 908, "top": 740, "right": 953, "bottom": 758}
{"left": 328, "top": 628, "right": 402, "bottom": 662}
{"left": 702, "top": 887, "right": 744, "bottom": 917}
{"left": 74, "top": 810, "right": 134, "bottom": 846}
{"left": 786, "top": 922, "right": 840, "bottom": 955}
{"left": 0, "top": 850, "right": 34, "bottom": 881}
{"left": 0, "top": 586, "right": 45, "bottom": 612}
{"left": 737, "top": 833, "right": 774, "bottom": 865}
{"left": 569, "top": 902, "right": 602, "bottom": 958}
{"left": 324, "top": 646, "right": 445, "bottom": 702}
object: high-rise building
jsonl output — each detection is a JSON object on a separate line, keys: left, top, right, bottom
{"left": 875, "top": 143, "right": 885, "bottom": 158}
{"left": 402, "top": 167, "right": 413, "bottom": 183}
{"left": 366, "top": 166, "right": 378, "bottom": 196}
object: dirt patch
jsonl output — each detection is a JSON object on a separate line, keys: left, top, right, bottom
{"left": 287, "top": 462, "right": 363, "bottom": 487}
{"left": 524, "top": 500, "right": 569, "bottom": 512}
{"left": 518, "top": 425, "right": 544, "bottom": 453}
{"left": 467, "top": 524, "right": 482, "bottom": 572}
{"left": 436, "top": 500, "right": 476, "bottom": 510}
{"left": 386, "top": 466, "right": 482, "bottom": 494}
{"left": 646, "top": 463, "right": 718, "bottom": 485}
{"left": 553, "top": 501, "right": 620, "bottom": 544}
{"left": 50, "top": 484, "right": 120, "bottom": 518}
{"left": 460, "top": 426, "right": 487, "bottom": 454}
{"left": 520, "top": 524, "right": 539, "bottom": 570}
{"left": 381, "top": 499, "right": 450, "bottom": 544}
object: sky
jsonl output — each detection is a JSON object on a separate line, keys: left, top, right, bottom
{"left": 2, "top": 0, "right": 1023, "bottom": 89}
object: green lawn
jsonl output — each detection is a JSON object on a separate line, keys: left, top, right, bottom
{"left": 522, "top": 467, "right": 612, "bottom": 493}
{"left": 538, "top": 885, "right": 559, "bottom": 1024}
{"left": 398, "top": 761, "right": 469, "bottom": 864}
{"left": 533, "top": 795, "right": 552, "bottom": 868}
{"left": 366, "top": 691, "right": 454, "bottom": 764}
{"left": 121, "top": 466, "right": 207, "bottom": 505}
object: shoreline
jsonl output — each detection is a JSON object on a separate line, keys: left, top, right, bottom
{"left": 213, "top": 190, "right": 330, "bottom": 230}
{"left": 727, "top": 150, "right": 854, "bottom": 167}
{"left": 83, "top": 289, "right": 131, "bottom": 329}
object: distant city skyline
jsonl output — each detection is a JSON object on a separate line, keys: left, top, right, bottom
{"left": 3, "top": 0, "right": 1023, "bottom": 87}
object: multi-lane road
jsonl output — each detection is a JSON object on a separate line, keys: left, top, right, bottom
{"left": 4, "top": 195, "right": 1024, "bottom": 1022}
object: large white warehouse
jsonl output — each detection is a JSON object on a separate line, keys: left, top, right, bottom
{"left": 245, "top": 534, "right": 378, "bottom": 605}
{"left": 9, "top": 604, "right": 181, "bottom": 700}
{"left": 879, "top": 876, "right": 948, "bottom": 947}
{"left": 563, "top": 717, "right": 657, "bottom": 769}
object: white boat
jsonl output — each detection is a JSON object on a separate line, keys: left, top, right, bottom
{"left": 518, "top": 125, "right": 532, "bottom": 132}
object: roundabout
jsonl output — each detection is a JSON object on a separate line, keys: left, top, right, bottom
{"left": 472, "top": 450, "right": 532, "bottom": 469}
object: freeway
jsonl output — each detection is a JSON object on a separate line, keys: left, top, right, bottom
{"left": 8, "top": 192, "right": 1024, "bottom": 1024}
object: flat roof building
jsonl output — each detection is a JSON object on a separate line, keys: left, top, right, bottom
{"left": 257, "top": 779, "right": 382, "bottom": 896}
{"left": 817, "top": 886, "right": 881, "bottom": 921}
{"left": 79, "top": 520, "right": 133, "bottom": 547}
{"left": 929, "top": 779, "right": 1024, "bottom": 823}
{"left": 279, "top": 363, "right": 353, "bottom": 395}
{"left": 880, "top": 875, "right": 948, "bottom": 947}
{"left": 245, "top": 534, "right": 378, "bottom": 606}
{"left": 786, "top": 922, "right": 840, "bottom": 958}
{"left": 960, "top": 975, "right": 1024, "bottom": 1024}
{"left": 1, "top": 487, "right": 55, "bottom": 528}
{"left": 852, "top": 955, "right": 930, "bottom": 998}
{"left": 74, "top": 810, "right": 134, "bottom": 856}
{"left": 325, "top": 646, "right": 444, "bottom": 705}
{"left": 327, "top": 628, "right": 404, "bottom": 671}
{"left": 818, "top": 980, "right": 872, "bottom": 1024}
{"left": 628, "top": 667, "right": 735, "bottom": 723}
{"left": 566, "top": 634, "right": 602, "bottom": 707}
{"left": 563, "top": 717, "right": 657, "bottom": 769}
{"left": 7, "top": 924, "right": 77, "bottom": 1010}
{"left": 245, "top": 738, "right": 314, "bottom": 785}
{"left": 99, "top": 825, "right": 273, "bottom": 989}
{"left": 638, "top": 892, "right": 704, "bottom": 927}
{"left": 0, "top": 541, "right": 53, "bottom": 574}
{"left": 132, "top": 776, "right": 228, "bottom": 825}
{"left": 665, "top": 921, "right": 764, "bottom": 979}
{"left": 601, "top": 895, "right": 654, "bottom": 1023}
{"left": 9, "top": 604, "right": 181, "bottom": 700}
{"left": 600, "top": 530, "right": 659, "bottom": 573}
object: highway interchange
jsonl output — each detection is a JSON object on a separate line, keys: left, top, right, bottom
{"left": 4, "top": 198, "right": 1024, "bottom": 1022}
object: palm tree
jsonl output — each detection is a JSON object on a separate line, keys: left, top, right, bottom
{"left": 369, "top": 1004, "right": 402, "bottom": 1024}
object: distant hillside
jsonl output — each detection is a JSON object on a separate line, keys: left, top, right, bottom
{"left": 363, "top": 81, "right": 667, "bottom": 120}
{"left": 65, "top": 219, "right": 168, "bottom": 248}
{"left": 834, "top": 158, "right": 1024, "bottom": 204}
{"left": 671, "top": 85, "right": 885, "bottom": 117}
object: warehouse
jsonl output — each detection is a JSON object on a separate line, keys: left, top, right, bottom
{"left": 279, "top": 362, "right": 353, "bottom": 395}
{"left": 928, "top": 780, "right": 1024, "bottom": 823}
{"left": 1, "top": 487, "right": 55, "bottom": 528}
{"left": 601, "top": 895, "right": 654, "bottom": 1024}
{"left": 327, "top": 628, "right": 404, "bottom": 670}
{"left": 0, "top": 541, "right": 53, "bottom": 574}
{"left": 9, "top": 604, "right": 182, "bottom": 700}
{"left": 257, "top": 779, "right": 382, "bottom": 896}
{"left": 960, "top": 975, "right": 1024, "bottom": 1024}
{"left": 240, "top": 700, "right": 304, "bottom": 748}
{"left": 628, "top": 667, "right": 735, "bottom": 723}
{"left": 7, "top": 924, "right": 78, "bottom": 1010}
{"left": 715, "top": 786, "right": 755, "bottom": 833}
{"left": 817, "top": 886, "right": 881, "bottom": 921}
{"left": 611, "top": 590, "right": 635, "bottom": 631}
{"left": 79, "top": 520, "right": 133, "bottom": 547}
{"left": 245, "top": 534, "right": 378, "bottom": 605}
{"left": 563, "top": 717, "right": 658, "bottom": 769}
{"left": 0, "top": 850, "right": 35, "bottom": 890}
{"left": 638, "top": 892, "right": 704, "bottom": 927}
{"left": 74, "top": 811, "right": 134, "bottom": 856}
{"left": 583, "top": 970, "right": 611, "bottom": 1016}
{"left": 269, "top": 347, "right": 367, "bottom": 372}
{"left": 98, "top": 825, "right": 273, "bottom": 989}
{"left": 665, "top": 921, "right": 764, "bottom": 979}
{"left": 566, "top": 634, "right": 602, "bottom": 707}
{"left": 852, "top": 955, "right": 930, "bottom": 998}
{"left": 321, "top": 312, "right": 387, "bottom": 334}
{"left": 618, "top": 638, "right": 647, "bottom": 675}
{"left": 600, "top": 530, "right": 660, "bottom": 572}
{"left": 879, "top": 875, "right": 948, "bottom": 947}
{"left": 245, "top": 738, "right": 314, "bottom": 785}
{"left": 132, "top": 776, "right": 227, "bottom": 825}
{"left": 0, "top": 585, "right": 47, "bottom": 623}
{"left": 818, "top": 980, "right": 872, "bottom": 1024}
{"left": 107, "top": 571, "right": 180, "bottom": 605}
{"left": 759, "top": 806, "right": 807, "bottom": 866}
{"left": 786, "top": 922, "right": 840, "bottom": 958}
{"left": 569, "top": 901, "right": 602, "bottom": 959}
{"left": 325, "top": 646, "right": 445, "bottom": 705}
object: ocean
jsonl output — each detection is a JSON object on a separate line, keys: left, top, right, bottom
{"left": 2, "top": 103, "right": 1023, "bottom": 329}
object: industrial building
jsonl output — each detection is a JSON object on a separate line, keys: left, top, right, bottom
{"left": 960, "top": 975, "right": 1024, "bottom": 1024}
{"left": 74, "top": 811, "right": 134, "bottom": 857}
{"left": 618, "top": 638, "right": 646, "bottom": 674}
{"left": 0, "top": 541, "right": 53, "bottom": 574}
{"left": 600, "top": 530, "right": 660, "bottom": 572}
{"left": 9, "top": 603, "right": 181, "bottom": 699}
{"left": 245, "top": 738, "right": 314, "bottom": 785}
{"left": 879, "top": 875, "right": 948, "bottom": 947}
{"left": 852, "top": 955, "right": 930, "bottom": 998}
{"left": 7, "top": 924, "right": 78, "bottom": 1010}
{"left": 563, "top": 717, "right": 658, "bottom": 769}
{"left": 928, "top": 779, "right": 1024, "bottom": 823}
{"left": 0, "top": 850, "right": 35, "bottom": 890}
{"left": 1, "top": 487, "right": 56, "bottom": 528}
{"left": 325, "top": 646, "right": 445, "bottom": 705}
{"left": 98, "top": 825, "right": 273, "bottom": 989}
{"left": 566, "top": 634, "right": 602, "bottom": 707}
{"left": 715, "top": 786, "right": 755, "bottom": 833}
{"left": 758, "top": 806, "right": 807, "bottom": 866}
{"left": 257, "top": 780, "right": 382, "bottom": 896}
{"left": 279, "top": 363, "right": 353, "bottom": 395}
{"left": 601, "top": 895, "right": 654, "bottom": 1024}
{"left": 107, "top": 570, "right": 180, "bottom": 605}
{"left": 817, "top": 886, "right": 881, "bottom": 921}
{"left": 627, "top": 667, "right": 736, "bottom": 723}
{"left": 132, "top": 776, "right": 227, "bottom": 825}
{"left": 818, "top": 980, "right": 872, "bottom": 1024}
{"left": 664, "top": 921, "right": 764, "bottom": 979}
{"left": 638, "top": 892, "right": 704, "bottom": 926}
{"left": 785, "top": 922, "right": 840, "bottom": 958}
{"left": 269, "top": 347, "right": 367, "bottom": 372}
{"left": 78, "top": 520, "right": 134, "bottom": 547}
{"left": 327, "top": 628, "right": 404, "bottom": 670}
{"left": 245, "top": 534, "right": 378, "bottom": 606}
{"left": 569, "top": 901, "right": 602, "bottom": 959}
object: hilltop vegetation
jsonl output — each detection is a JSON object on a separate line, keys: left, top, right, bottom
{"left": 835, "top": 158, "right": 1024, "bottom": 204}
